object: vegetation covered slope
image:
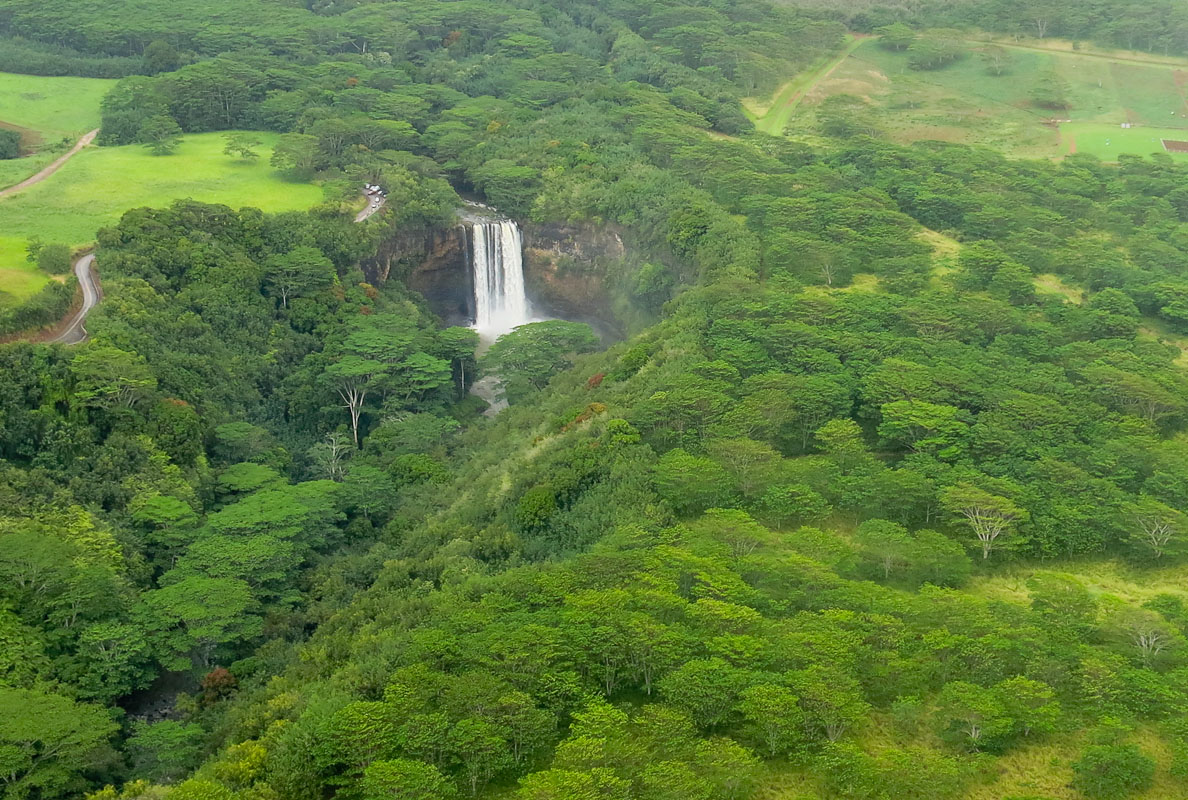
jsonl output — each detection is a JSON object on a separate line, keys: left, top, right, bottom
{"left": 4, "top": 2, "right": 1188, "bottom": 800}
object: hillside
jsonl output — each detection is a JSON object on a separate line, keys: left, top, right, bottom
{"left": 3, "top": 4, "right": 1188, "bottom": 800}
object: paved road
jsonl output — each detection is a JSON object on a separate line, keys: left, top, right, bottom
{"left": 354, "top": 192, "right": 387, "bottom": 222}
{"left": 50, "top": 254, "right": 99, "bottom": 344}
{"left": 0, "top": 128, "right": 98, "bottom": 199}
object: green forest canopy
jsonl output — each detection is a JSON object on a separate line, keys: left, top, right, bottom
{"left": 4, "top": 2, "right": 1188, "bottom": 800}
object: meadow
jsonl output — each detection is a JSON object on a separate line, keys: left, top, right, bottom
{"left": 0, "top": 71, "right": 113, "bottom": 141}
{"left": 0, "top": 131, "right": 324, "bottom": 303}
{"left": 783, "top": 36, "right": 1188, "bottom": 159}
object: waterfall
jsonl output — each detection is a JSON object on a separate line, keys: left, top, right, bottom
{"left": 469, "top": 218, "right": 530, "bottom": 338}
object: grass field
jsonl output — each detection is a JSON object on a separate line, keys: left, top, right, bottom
{"left": 1060, "top": 122, "right": 1188, "bottom": 160}
{"left": 0, "top": 72, "right": 113, "bottom": 142}
{"left": 779, "top": 35, "right": 1188, "bottom": 159}
{"left": 0, "top": 131, "right": 324, "bottom": 304}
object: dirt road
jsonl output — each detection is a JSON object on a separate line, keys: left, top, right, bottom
{"left": 0, "top": 128, "right": 98, "bottom": 199}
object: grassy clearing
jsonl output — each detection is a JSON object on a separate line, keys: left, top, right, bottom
{"left": 805, "top": 39, "right": 1059, "bottom": 156}
{"left": 1034, "top": 272, "right": 1083, "bottom": 303}
{"left": 0, "top": 72, "right": 112, "bottom": 141}
{"left": 794, "top": 36, "right": 1188, "bottom": 158}
{"left": 969, "top": 558, "right": 1188, "bottom": 608}
{"left": 0, "top": 131, "right": 323, "bottom": 302}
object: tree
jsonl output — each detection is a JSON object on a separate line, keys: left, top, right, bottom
{"left": 481, "top": 321, "right": 599, "bottom": 404}
{"left": 940, "top": 483, "right": 1028, "bottom": 559}
{"left": 878, "top": 400, "right": 969, "bottom": 458}
{"left": 1030, "top": 69, "right": 1069, "bottom": 109}
{"left": 854, "top": 519, "right": 913, "bottom": 580}
{"left": 143, "top": 40, "right": 180, "bottom": 74}
{"left": 31, "top": 241, "right": 71, "bottom": 275}
{"left": 756, "top": 484, "right": 831, "bottom": 530}
{"left": 139, "top": 576, "right": 261, "bottom": 670}
{"left": 789, "top": 665, "right": 869, "bottom": 742}
{"left": 933, "top": 681, "right": 1010, "bottom": 751}
{"left": 1072, "top": 743, "right": 1155, "bottom": 800}
{"left": 737, "top": 684, "right": 805, "bottom": 756}
{"left": 907, "top": 31, "right": 965, "bottom": 70}
{"left": 271, "top": 133, "right": 319, "bottom": 177}
{"left": 362, "top": 759, "right": 456, "bottom": 800}
{"left": 876, "top": 23, "right": 917, "bottom": 51}
{"left": 653, "top": 449, "right": 733, "bottom": 516}
{"left": 1126, "top": 497, "right": 1185, "bottom": 561}
{"left": 70, "top": 344, "right": 158, "bottom": 410}
{"left": 995, "top": 677, "right": 1059, "bottom": 740}
{"left": 126, "top": 720, "right": 205, "bottom": 782}
{"left": 516, "top": 769, "right": 631, "bottom": 800}
{"left": 1102, "top": 600, "right": 1185, "bottom": 668}
{"left": 138, "top": 114, "right": 183, "bottom": 155}
{"left": 0, "top": 687, "right": 118, "bottom": 798}
{"left": 0, "top": 128, "right": 20, "bottom": 159}
{"left": 265, "top": 246, "right": 334, "bottom": 307}
{"left": 223, "top": 132, "right": 262, "bottom": 160}
{"left": 437, "top": 326, "right": 480, "bottom": 395}
{"left": 658, "top": 657, "right": 751, "bottom": 729}
{"left": 448, "top": 718, "right": 511, "bottom": 795}
{"left": 980, "top": 45, "right": 1012, "bottom": 75}
{"left": 324, "top": 356, "right": 387, "bottom": 446}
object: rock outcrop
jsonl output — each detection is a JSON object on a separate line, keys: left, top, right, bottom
{"left": 363, "top": 217, "right": 627, "bottom": 335}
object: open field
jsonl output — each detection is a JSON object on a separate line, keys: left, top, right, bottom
{"left": 1061, "top": 122, "right": 1188, "bottom": 161}
{"left": 0, "top": 72, "right": 112, "bottom": 142}
{"left": 776, "top": 35, "right": 1188, "bottom": 159}
{"left": 0, "top": 131, "right": 323, "bottom": 304}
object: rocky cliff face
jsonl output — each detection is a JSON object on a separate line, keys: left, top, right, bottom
{"left": 522, "top": 221, "right": 626, "bottom": 334}
{"left": 364, "top": 218, "right": 626, "bottom": 334}
{"left": 362, "top": 224, "right": 473, "bottom": 326}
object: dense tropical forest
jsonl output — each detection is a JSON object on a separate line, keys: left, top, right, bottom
{"left": 4, "top": 1, "right": 1188, "bottom": 799}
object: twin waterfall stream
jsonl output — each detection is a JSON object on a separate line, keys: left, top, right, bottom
{"left": 468, "top": 218, "right": 532, "bottom": 340}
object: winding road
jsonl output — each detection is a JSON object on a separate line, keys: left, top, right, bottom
{"left": 354, "top": 191, "right": 387, "bottom": 222}
{"left": 50, "top": 253, "right": 99, "bottom": 344}
{"left": 0, "top": 128, "right": 98, "bottom": 199}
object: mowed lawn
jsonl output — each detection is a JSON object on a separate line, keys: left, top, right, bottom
{"left": 0, "top": 131, "right": 324, "bottom": 303}
{"left": 0, "top": 72, "right": 113, "bottom": 140}
{"left": 1060, "top": 122, "right": 1188, "bottom": 161}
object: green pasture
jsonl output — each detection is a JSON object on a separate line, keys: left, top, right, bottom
{"left": 794, "top": 36, "right": 1188, "bottom": 157}
{"left": 0, "top": 72, "right": 113, "bottom": 140}
{"left": 1060, "top": 122, "right": 1188, "bottom": 161}
{"left": 0, "top": 131, "right": 323, "bottom": 304}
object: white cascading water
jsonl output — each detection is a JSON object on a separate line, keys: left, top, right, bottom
{"left": 470, "top": 219, "right": 531, "bottom": 338}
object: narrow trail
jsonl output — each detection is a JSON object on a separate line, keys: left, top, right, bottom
{"left": 0, "top": 128, "right": 98, "bottom": 199}
{"left": 748, "top": 35, "right": 868, "bottom": 136}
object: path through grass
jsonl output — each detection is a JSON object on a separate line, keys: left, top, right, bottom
{"left": 745, "top": 35, "right": 866, "bottom": 135}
